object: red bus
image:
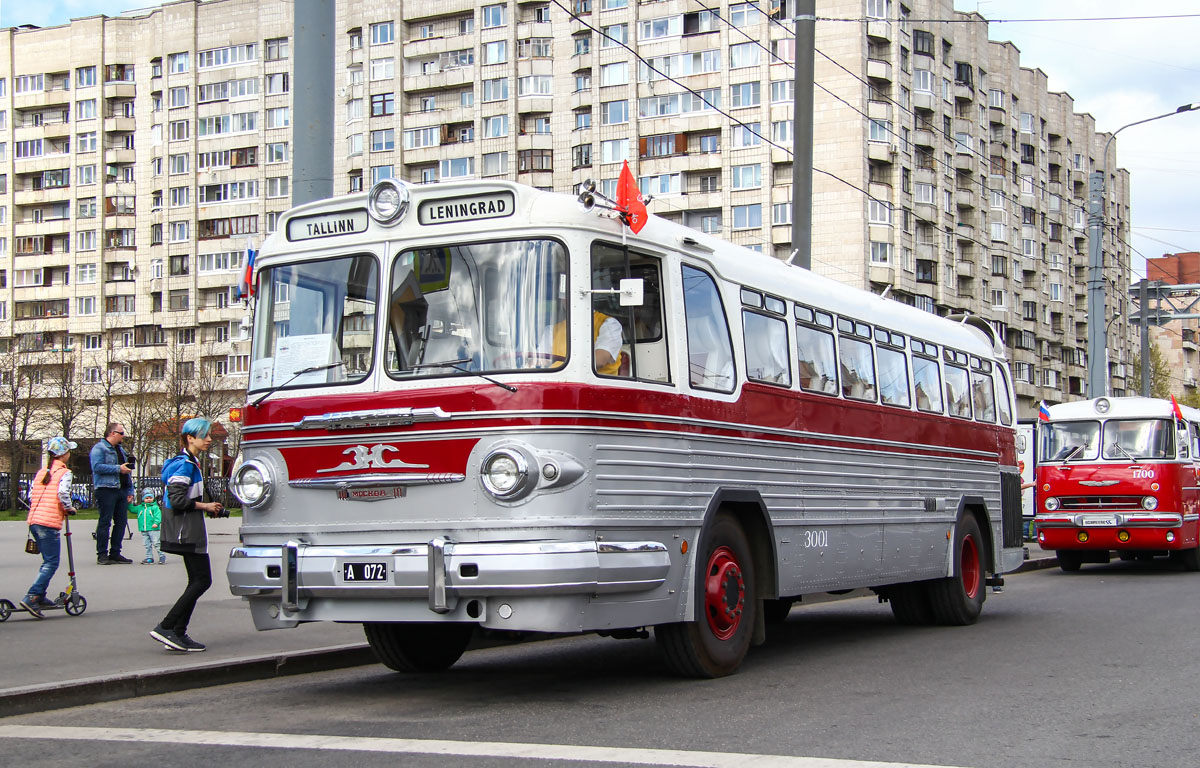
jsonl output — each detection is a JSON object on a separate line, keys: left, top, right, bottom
{"left": 1035, "top": 396, "right": 1200, "bottom": 572}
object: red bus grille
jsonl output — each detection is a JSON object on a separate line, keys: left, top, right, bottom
{"left": 1059, "top": 496, "right": 1143, "bottom": 511}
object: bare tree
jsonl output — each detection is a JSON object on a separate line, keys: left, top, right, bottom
{"left": 111, "top": 364, "right": 160, "bottom": 477}
{"left": 42, "top": 345, "right": 89, "bottom": 441}
{"left": 0, "top": 341, "right": 47, "bottom": 508}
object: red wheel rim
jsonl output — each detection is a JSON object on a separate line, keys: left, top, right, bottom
{"left": 960, "top": 533, "right": 980, "bottom": 599}
{"left": 704, "top": 545, "right": 745, "bottom": 640}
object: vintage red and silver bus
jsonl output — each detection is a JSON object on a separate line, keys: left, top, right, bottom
{"left": 1035, "top": 396, "right": 1200, "bottom": 572}
{"left": 226, "top": 178, "right": 1024, "bottom": 677}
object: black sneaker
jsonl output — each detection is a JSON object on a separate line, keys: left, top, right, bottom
{"left": 32, "top": 596, "right": 58, "bottom": 610}
{"left": 176, "top": 633, "right": 207, "bottom": 652}
{"left": 97, "top": 555, "right": 113, "bottom": 565}
{"left": 109, "top": 554, "right": 133, "bottom": 564}
{"left": 18, "top": 599, "right": 44, "bottom": 619}
{"left": 149, "top": 625, "right": 187, "bottom": 652}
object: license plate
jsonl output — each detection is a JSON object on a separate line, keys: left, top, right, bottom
{"left": 343, "top": 562, "right": 388, "bottom": 582}
{"left": 1081, "top": 515, "right": 1117, "bottom": 527}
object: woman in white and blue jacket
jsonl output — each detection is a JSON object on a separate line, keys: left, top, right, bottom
{"left": 149, "top": 418, "right": 223, "bottom": 653}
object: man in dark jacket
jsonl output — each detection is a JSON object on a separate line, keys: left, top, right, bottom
{"left": 149, "top": 418, "right": 223, "bottom": 653}
{"left": 90, "top": 422, "right": 135, "bottom": 564}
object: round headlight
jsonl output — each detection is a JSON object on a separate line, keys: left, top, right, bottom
{"left": 1044, "top": 497, "right": 1060, "bottom": 511}
{"left": 232, "top": 459, "right": 273, "bottom": 508}
{"left": 1142, "top": 496, "right": 1158, "bottom": 510}
{"left": 367, "top": 179, "right": 410, "bottom": 225}
{"left": 480, "top": 449, "right": 530, "bottom": 500}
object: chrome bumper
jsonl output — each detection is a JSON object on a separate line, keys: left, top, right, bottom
{"left": 1034, "top": 512, "right": 1188, "bottom": 528}
{"left": 227, "top": 538, "right": 672, "bottom": 610}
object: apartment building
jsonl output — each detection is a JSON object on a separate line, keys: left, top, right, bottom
{"left": 0, "top": 0, "right": 1134, "bottom": 441}
{"left": 1145, "top": 252, "right": 1200, "bottom": 400}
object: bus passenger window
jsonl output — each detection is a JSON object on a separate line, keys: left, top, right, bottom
{"left": 742, "top": 310, "right": 790, "bottom": 387}
{"left": 682, "top": 264, "right": 734, "bottom": 392}
{"left": 877, "top": 347, "right": 910, "bottom": 407}
{"left": 994, "top": 367, "right": 1014, "bottom": 426}
{"left": 590, "top": 243, "right": 670, "bottom": 382}
{"left": 912, "top": 355, "right": 943, "bottom": 413}
{"left": 795, "top": 324, "right": 838, "bottom": 395}
{"left": 970, "top": 370, "right": 996, "bottom": 423}
{"left": 944, "top": 364, "right": 972, "bottom": 418}
{"left": 839, "top": 336, "right": 877, "bottom": 402}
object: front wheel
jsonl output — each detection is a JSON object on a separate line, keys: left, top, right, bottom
{"left": 928, "top": 514, "right": 986, "bottom": 625}
{"left": 363, "top": 622, "right": 474, "bottom": 673}
{"left": 656, "top": 512, "right": 757, "bottom": 678}
{"left": 1056, "top": 551, "right": 1082, "bottom": 572}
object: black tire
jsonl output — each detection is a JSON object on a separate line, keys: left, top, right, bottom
{"left": 888, "top": 582, "right": 935, "bottom": 626}
{"left": 1056, "top": 551, "right": 1082, "bottom": 572}
{"left": 1173, "top": 546, "right": 1200, "bottom": 572}
{"left": 928, "top": 514, "right": 987, "bottom": 625}
{"left": 363, "top": 622, "right": 474, "bottom": 673}
{"left": 655, "top": 512, "right": 757, "bottom": 678}
{"left": 0, "top": 600, "right": 11, "bottom": 622}
{"left": 762, "top": 597, "right": 794, "bottom": 625}
{"left": 65, "top": 594, "right": 87, "bottom": 616}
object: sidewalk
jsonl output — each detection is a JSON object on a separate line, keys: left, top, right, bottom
{"left": 0, "top": 518, "right": 1058, "bottom": 716}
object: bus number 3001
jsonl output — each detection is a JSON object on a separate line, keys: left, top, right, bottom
{"left": 803, "top": 530, "right": 829, "bottom": 548}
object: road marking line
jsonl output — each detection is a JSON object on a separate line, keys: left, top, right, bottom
{"left": 0, "top": 725, "right": 965, "bottom": 768}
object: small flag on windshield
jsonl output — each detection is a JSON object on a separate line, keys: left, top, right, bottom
{"left": 1038, "top": 401, "right": 1051, "bottom": 422}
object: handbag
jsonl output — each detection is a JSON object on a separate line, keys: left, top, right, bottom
{"left": 25, "top": 534, "right": 39, "bottom": 555}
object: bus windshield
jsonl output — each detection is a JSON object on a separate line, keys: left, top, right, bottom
{"left": 1042, "top": 420, "right": 1099, "bottom": 462}
{"left": 1102, "top": 418, "right": 1174, "bottom": 460}
{"left": 386, "top": 239, "right": 568, "bottom": 377}
{"left": 249, "top": 254, "right": 379, "bottom": 392}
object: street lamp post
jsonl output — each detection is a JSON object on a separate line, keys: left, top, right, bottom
{"left": 1087, "top": 103, "right": 1200, "bottom": 398}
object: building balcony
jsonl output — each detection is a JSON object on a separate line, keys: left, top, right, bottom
{"left": 14, "top": 186, "right": 71, "bottom": 206}
{"left": 953, "top": 83, "right": 974, "bottom": 102}
{"left": 866, "top": 19, "right": 892, "bottom": 41}
{"left": 913, "top": 127, "right": 935, "bottom": 148}
{"left": 955, "top": 188, "right": 975, "bottom": 209}
{"left": 401, "top": 0, "right": 474, "bottom": 20}
{"left": 914, "top": 202, "right": 937, "bottom": 223}
{"left": 869, "top": 264, "right": 896, "bottom": 285}
{"left": 956, "top": 260, "right": 975, "bottom": 278}
{"left": 916, "top": 241, "right": 937, "bottom": 261}
{"left": 866, "top": 59, "right": 892, "bottom": 82}
{"left": 988, "top": 105, "right": 1006, "bottom": 124}
{"left": 13, "top": 89, "right": 70, "bottom": 110}
{"left": 954, "top": 153, "right": 977, "bottom": 174}
{"left": 867, "top": 100, "right": 891, "bottom": 120}
{"left": 103, "top": 82, "right": 136, "bottom": 99}
{"left": 105, "top": 148, "right": 135, "bottom": 164}
{"left": 41, "top": 121, "right": 72, "bottom": 139}
{"left": 913, "top": 90, "right": 935, "bottom": 112}
{"left": 867, "top": 142, "right": 896, "bottom": 163}
{"left": 104, "top": 116, "right": 136, "bottom": 133}
{"left": 913, "top": 167, "right": 936, "bottom": 187}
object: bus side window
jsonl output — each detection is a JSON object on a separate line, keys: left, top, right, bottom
{"left": 995, "top": 365, "right": 1014, "bottom": 426}
{"left": 742, "top": 310, "right": 790, "bottom": 387}
{"left": 590, "top": 243, "right": 670, "bottom": 383}
{"left": 838, "top": 332, "right": 877, "bottom": 402}
{"left": 945, "top": 364, "right": 972, "bottom": 419}
{"left": 877, "top": 346, "right": 910, "bottom": 407}
{"left": 912, "top": 354, "right": 943, "bottom": 413}
{"left": 682, "top": 264, "right": 735, "bottom": 392}
{"left": 970, "top": 370, "right": 996, "bottom": 423}
{"left": 795, "top": 323, "right": 838, "bottom": 395}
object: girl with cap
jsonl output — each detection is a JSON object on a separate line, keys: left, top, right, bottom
{"left": 150, "top": 417, "right": 223, "bottom": 652}
{"left": 131, "top": 488, "right": 165, "bottom": 564}
{"left": 20, "top": 436, "right": 78, "bottom": 619}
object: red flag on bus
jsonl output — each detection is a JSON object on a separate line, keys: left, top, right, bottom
{"left": 615, "top": 160, "right": 648, "bottom": 234}
{"left": 1172, "top": 394, "right": 1185, "bottom": 425}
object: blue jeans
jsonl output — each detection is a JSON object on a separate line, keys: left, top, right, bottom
{"left": 26, "top": 524, "right": 61, "bottom": 600}
{"left": 142, "top": 529, "right": 162, "bottom": 561}
{"left": 95, "top": 487, "right": 129, "bottom": 558}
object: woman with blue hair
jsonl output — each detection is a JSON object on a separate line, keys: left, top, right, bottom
{"left": 150, "top": 417, "right": 224, "bottom": 652}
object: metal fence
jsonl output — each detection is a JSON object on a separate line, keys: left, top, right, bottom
{"left": 1, "top": 473, "right": 236, "bottom": 512}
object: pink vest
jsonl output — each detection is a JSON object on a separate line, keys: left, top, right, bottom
{"left": 27, "top": 461, "right": 69, "bottom": 530}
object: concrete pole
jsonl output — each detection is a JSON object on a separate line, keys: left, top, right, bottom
{"left": 789, "top": 0, "right": 815, "bottom": 270}
{"left": 1140, "top": 278, "right": 1151, "bottom": 397}
{"left": 292, "top": 0, "right": 335, "bottom": 206}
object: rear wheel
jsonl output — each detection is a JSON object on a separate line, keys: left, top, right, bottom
{"left": 363, "top": 622, "right": 474, "bottom": 673}
{"left": 928, "top": 514, "right": 986, "bottom": 625}
{"left": 888, "top": 583, "right": 935, "bottom": 626}
{"left": 1056, "top": 551, "right": 1082, "bottom": 572}
{"left": 656, "top": 512, "right": 757, "bottom": 678}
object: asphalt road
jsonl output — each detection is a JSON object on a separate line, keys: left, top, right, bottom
{"left": 2, "top": 556, "right": 1198, "bottom": 768}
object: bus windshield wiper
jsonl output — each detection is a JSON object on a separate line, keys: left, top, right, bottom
{"left": 1058, "top": 444, "right": 1084, "bottom": 463}
{"left": 411, "top": 358, "right": 517, "bottom": 393}
{"left": 251, "top": 361, "right": 345, "bottom": 407}
{"left": 1108, "top": 442, "right": 1137, "bottom": 462}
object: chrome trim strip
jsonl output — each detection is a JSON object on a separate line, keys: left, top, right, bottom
{"left": 597, "top": 541, "right": 669, "bottom": 554}
{"left": 1078, "top": 480, "right": 1120, "bottom": 487}
{"left": 289, "top": 473, "right": 465, "bottom": 489}
{"left": 245, "top": 407, "right": 1001, "bottom": 460}
{"left": 296, "top": 406, "right": 451, "bottom": 430}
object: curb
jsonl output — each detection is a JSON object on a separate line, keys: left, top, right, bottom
{"left": 0, "top": 643, "right": 376, "bottom": 719}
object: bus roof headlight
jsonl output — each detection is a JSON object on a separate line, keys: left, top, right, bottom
{"left": 1044, "top": 497, "right": 1060, "bottom": 511}
{"left": 481, "top": 449, "right": 530, "bottom": 500}
{"left": 1142, "top": 496, "right": 1158, "bottom": 510}
{"left": 232, "top": 459, "right": 273, "bottom": 509}
{"left": 367, "top": 179, "right": 410, "bottom": 225}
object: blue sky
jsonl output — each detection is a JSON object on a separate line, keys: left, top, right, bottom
{"left": 5, "top": 0, "right": 1199, "bottom": 275}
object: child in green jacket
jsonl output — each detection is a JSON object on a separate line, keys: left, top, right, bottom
{"left": 130, "top": 489, "right": 165, "bottom": 564}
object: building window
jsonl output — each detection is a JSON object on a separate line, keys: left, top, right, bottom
{"left": 265, "top": 37, "right": 290, "bottom": 61}
{"left": 371, "top": 21, "right": 395, "bottom": 45}
{"left": 482, "top": 4, "right": 507, "bottom": 28}
{"left": 732, "top": 204, "right": 761, "bottom": 230}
